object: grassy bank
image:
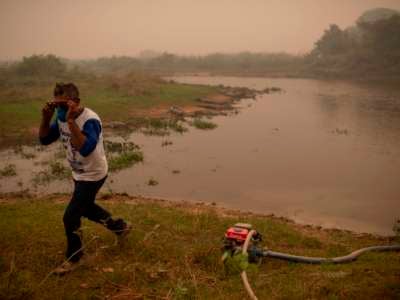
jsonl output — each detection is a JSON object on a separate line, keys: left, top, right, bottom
{"left": 0, "top": 195, "right": 399, "bottom": 299}
{"left": 0, "top": 73, "right": 217, "bottom": 148}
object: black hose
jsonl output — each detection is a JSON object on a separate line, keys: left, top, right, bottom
{"left": 262, "top": 245, "right": 400, "bottom": 264}
{"left": 239, "top": 233, "right": 400, "bottom": 300}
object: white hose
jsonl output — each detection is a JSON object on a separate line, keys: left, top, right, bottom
{"left": 241, "top": 229, "right": 258, "bottom": 300}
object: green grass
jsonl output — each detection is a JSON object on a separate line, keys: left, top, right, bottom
{"left": 0, "top": 76, "right": 217, "bottom": 147}
{"left": 0, "top": 195, "right": 399, "bottom": 299}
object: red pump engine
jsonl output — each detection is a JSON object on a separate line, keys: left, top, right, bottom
{"left": 224, "top": 223, "right": 253, "bottom": 244}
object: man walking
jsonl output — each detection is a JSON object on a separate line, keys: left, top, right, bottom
{"left": 39, "top": 83, "right": 130, "bottom": 274}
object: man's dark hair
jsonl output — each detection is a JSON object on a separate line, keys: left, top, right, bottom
{"left": 54, "top": 82, "right": 64, "bottom": 97}
{"left": 53, "top": 82, "right": 80, "bottom": 100}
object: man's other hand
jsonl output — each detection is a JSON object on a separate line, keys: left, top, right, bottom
{"left": 42, "top": 101, "right": 55, "bottom": 121}
{"left": 66, "top": 100, "right": 81, "bottom": 121}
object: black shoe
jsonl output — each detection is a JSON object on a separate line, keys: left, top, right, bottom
{"left": 117, "top": 221, "right": 132, "bottom": 243}
{"left": 53, "top": 259, "right": 85, "bottom": 276}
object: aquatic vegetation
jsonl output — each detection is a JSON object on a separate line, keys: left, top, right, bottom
{"left": 14, "top": 146, "right": 36, "bottom": 159}
{"left": 104, "top": 140, "right": 144, "bottom": 172}
{"left": 166, "top": 119, "right": 188, "bottom": 133}
{"left": 161, "top": 140, "right": 173, "bottom": 147}
{"left": 142, "top": 119, "right": 187, "bottom": 136}
{"left": 32, "top": 160, "right": 70, "bottom": 185}
{"left": 108, "top": 151, "right": 143, "bottom": 172}
{"left": 263, "top": 86, "right": 283, "bottom": 93}
{"left": 104, "top": 140, "right": 139, "bottom": 154}
{"left": 332, "top": 128, "right": 349, "bottom": 135}
{"left": 147, "top": 178, "right": 159, "bottom": 186}
{"left": 393, "top": 219, "right": 400, "bottom": 242}
{"left": 53, "top": 145, "right": 66, "bottom": 159}
{"left": 192, "top": 118, "right": 218, "bottom": 130}
{"left": 49, "top": 161, "right": 70, "bottom": 179}
{"left": 0, "top": 164, "right": 17, "bottom": 178}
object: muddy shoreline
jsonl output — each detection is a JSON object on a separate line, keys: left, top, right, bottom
{"left": 104, "top": 84, "right": 281, "bottom": 130}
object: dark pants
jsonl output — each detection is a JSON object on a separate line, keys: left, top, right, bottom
{"left": 63, "top": 176, "right": 126, "bottom": 262}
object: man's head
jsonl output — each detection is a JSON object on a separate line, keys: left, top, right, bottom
{"left": 53, "top": 83, "right": 80, "bottom": 105}
{"left": 53, "top": 83, "right": 80, "bottom": 121}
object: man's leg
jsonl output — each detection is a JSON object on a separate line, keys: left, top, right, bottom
{"left": 56, "top": 184, "right": 94, "bottom": 275}
{"left": 63, "top": 194, "right": 85, "bottom": 262}
{"left": 62, "top": 177, "right": 105, "bottom": 262}
{"left": 85, "top": 203, "right": 128, "bottom": 235}
{"left": 79, "top": 176, "right": 129, "bottom": 235}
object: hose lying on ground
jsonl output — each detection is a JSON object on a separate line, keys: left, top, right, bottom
{"left": 240, "top": 230, "right": 400, "bottom": 300}
{"left": 261, "top": 245, "right": 400, "bottom": 264}
{"left": 241, "top": 229, "right": 259, "bottom": 300}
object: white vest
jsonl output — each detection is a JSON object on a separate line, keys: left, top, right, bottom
{"left": 58, "top": 108, "right": 108, "bottom": 181}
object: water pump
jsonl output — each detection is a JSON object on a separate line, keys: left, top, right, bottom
{"left": 222, "top": 223, "right": 262, "bottom": 263}
{"left": 221, "top": 223, "right": 400, "bottom": 300}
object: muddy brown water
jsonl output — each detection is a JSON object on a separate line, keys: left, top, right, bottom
{"left": 1, "top": 76, "right": 400, "bottom": 235}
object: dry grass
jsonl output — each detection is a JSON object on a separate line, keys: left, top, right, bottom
{"left": 0, "top": 194, "right": 399, "bottom": 299}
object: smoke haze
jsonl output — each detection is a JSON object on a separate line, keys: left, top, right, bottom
{"left": 1, "top": 0, "right": 400, "bottom": 59}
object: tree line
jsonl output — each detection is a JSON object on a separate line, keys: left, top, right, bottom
{"left": 306, "top": 14, "right": 400, "bottom": 79}
{"left": 1, "top": 9, "right": 399, "bottom": 81}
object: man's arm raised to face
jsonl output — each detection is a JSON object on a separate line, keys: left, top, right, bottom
{"left": 66, "top": 100, "right": 102, "bottom": 156}
{"left": 39, "top": 101, "right": 60, "bottom": 145}
{"left": 66, "top": 100, "right": 87, "bottom": 150}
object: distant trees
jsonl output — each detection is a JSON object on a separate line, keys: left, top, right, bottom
{"left": 77, "top": 51, "right": 305, "bottom": 76}
{"left": 84, "top": 10, "right": 399, "bottom": 80}
{"left": 0, "top": 54, "right": 91, "bottom": 88}
{"left": 16, "top": 54, "right": 67, "bottom": 77}
{"left": 358, "top": 15, "right": 400, "bottom": 65}
{"left": 1, "top": 9, "right": 398, "bottom": 81}
{"left": 307, "top": 11, "right": 400, "bottom": 79}
{"left": 83, "top": 8, "right": 400, "bottom": 80}
{"left": 313, "top": 25, "right": 353, "bottom": 56}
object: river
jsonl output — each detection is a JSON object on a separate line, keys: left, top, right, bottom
{"left": 1, "top": 76, "right": 399, "bottom": 235}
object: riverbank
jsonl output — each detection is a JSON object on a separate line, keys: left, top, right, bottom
{"left": 0, "top": 193, "right": 399, "bottom": 299}
{"left": 0, "top": 72, "right": 271, "bottom": 149}
{"left": 166, "top": 71, "right": 400, "bottom": 84}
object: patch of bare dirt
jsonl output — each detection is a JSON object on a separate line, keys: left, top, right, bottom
{"left": 128, "top": 105, "right": 170, "bottom": 118}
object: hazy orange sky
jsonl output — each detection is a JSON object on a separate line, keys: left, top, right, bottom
{"left": 1, "top": 0, "right": 400, "bottom": 60}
